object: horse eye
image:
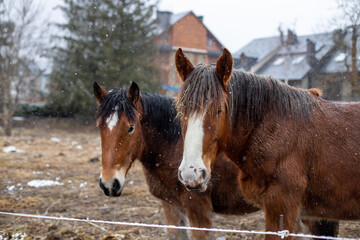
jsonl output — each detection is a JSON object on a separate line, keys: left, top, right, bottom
{"left": 128, "top": 125, "right": 135, "bottom": 134}
{"left": 217, "top": 108, "right": 222, "bottom": 115}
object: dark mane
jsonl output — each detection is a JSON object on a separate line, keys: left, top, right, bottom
{"left": 96, "top": 88, "right": 181, "bottom": 143}
{"left": 176, "top": 64, "right": 320, "bottom": 126}
{"left": 97, "top": 88, "right": 138, "bottom": 126}
{"left": 141, "top": 92, "right": 181, "bottom": 143}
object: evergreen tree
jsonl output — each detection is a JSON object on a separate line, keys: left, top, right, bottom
{"left": 48, "top": 0, "right": 159, "bottom": 117}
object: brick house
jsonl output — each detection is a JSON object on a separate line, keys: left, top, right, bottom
{"left": 234, "top": 29, "right": 360, "bottom": 101}
{"left": 155, "top": 10, "right": 224, "bottom": 96}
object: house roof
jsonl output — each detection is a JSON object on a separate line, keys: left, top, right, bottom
{"left": 319, "top": 30, "right": 360, "bottom": 74}
{"left": 233, "top": 36, "right": 281, "bottom": 60}
{"left": 234, "top": 31, "right": 336, "bottom": 80}
{"left": 258, "top": 32, "right": 334, "bottom": 80}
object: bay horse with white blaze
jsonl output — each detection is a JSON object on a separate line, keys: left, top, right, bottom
{"left": 175, "top": 48, "right": 358, "bottom": 239}
{"left": 93, "top": 81, "right": 259, "bottom": 239}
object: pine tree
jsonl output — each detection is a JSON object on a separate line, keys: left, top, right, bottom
{"left": 48, "top": 0, "right": 159, "bottom": 117}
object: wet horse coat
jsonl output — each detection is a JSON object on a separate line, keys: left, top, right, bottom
{"left": 93, "top": 82, "right": 258, "bottom": 239}
{"left": 175, "top": 48, "right": 356, "bottom": 239}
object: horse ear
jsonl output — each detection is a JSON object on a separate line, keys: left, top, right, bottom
{"left": 93, "top": 82, "right": 107, "bottom": 104}
{"left": 175, "top": 48, "right": 194, "bottom": 82}
{"left": 128, "top": 81, "right": 140, "bottom": 104}
{"left": 215, "top": 48, "right": 233, "bottom": 88}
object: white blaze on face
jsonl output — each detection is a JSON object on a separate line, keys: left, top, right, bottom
{"left": 106, "top": 111, "right": 118, "bottom": 131}
{"left": 179, "top": 114, "right": 207, "bottom": 184}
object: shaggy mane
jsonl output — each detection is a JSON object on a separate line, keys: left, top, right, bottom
{"left": 176, "top": 64, "right": 321, "bottom": 126}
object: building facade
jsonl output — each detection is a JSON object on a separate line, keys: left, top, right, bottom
{"left": 155, "top": 11, "right": 224, "bottom": 96}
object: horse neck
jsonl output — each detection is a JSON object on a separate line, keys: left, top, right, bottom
{"left": 138, "top": 94, "right": 182, "bottom": 168}
{"left": 224, "top": 70, "right": 318, "bottom": 158}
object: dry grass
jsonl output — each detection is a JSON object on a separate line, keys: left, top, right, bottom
{"left": 0, "top": 118, "right": 359, "bottom": 239}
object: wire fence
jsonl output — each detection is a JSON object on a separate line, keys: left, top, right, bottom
{"left": 0, "top": 211, "right": 359, "bottom": 240}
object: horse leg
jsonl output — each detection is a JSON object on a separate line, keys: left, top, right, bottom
{"left": 181, "top": 194, "right": 212, "bottom": 240}
{"left": 263, "top": 193, "right": 302, "bottom": 240}
{"left": 161, "top": 200, "right": 189, "bottom": 240}
{"left": 262, "top": 171, "right": 307, "bottom": 240}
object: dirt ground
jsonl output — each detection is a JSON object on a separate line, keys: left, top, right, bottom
{"left": 0, "top": 118, "right": 359, "bottom": 240}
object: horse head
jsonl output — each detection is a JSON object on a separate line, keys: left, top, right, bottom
{"left": 175, "top": 48, "right": 233, "bottom": 192}
{"left": 93, "top": 81, "right": 143, "bottom": 197}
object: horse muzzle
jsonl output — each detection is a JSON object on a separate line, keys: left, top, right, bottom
{"left": 178, "top": 168, "right": 209, "bottom": 192}
{"left": 99, "top": 178, "right": 122, "bottom": 197}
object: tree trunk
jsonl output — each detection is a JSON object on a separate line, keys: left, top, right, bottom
{"left": 351, "top": 25, "right": 359, "bottom": 96}
{"left": 4, "top": 117, "right": 12, "bottom": 136}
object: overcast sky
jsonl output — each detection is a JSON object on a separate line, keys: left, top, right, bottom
{"left": 44, "top": 0, "right": 341, "bottom": 53}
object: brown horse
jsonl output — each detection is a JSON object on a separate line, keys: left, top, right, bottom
{"left": 174, "top": 48, "right": 358, "bottom": 239}
{"left": 93, "top": 81, "right": 258, "bottom": 239}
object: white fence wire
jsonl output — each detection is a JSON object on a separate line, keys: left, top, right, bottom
{"left": 0, "top": 211, "right": 359, "bottom": 240}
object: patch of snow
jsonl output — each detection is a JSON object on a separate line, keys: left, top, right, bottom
{"left": 7, "top": 185, "right": 15, "bottom": 194}
{"left": 273, "top": 57, "right": 284, "bottom": 65}
{"left": 50, "top": 137, "right": 60, "bottom": 143}
{"left": 79, "top": 182, "right": 88, "bottom": 188}
{"left": 76, "top": 145, "right": 83, "bottom": 150}
{"left": 32, "top": 171, "right": 43, "bottom": 175}
{"left": 98, "top": 205, "right": 109, "bottom": 210}
{"left": 3, "top": 146, "right": 24, "bottom": 153}
{"left": 292, "top": 55, "right": 305, "bottom": 64}
{"left": 128, "top": 180, "right": 134, "bottom": 185}
{"left": 114, "top": 234, "right": 125, "bottom": 239}
{"left": 68, "top": 180, "right": 72, "bottom": 183}
{"left": 46, "top": 164, "right": 50, "bottom": 168}
{"left": 13, "top": 116, "right": 25, "bottom": 121}
{"left": 335, "top": 52, "right": 346, "bottom": 62}
{"left": 216, "top": 237, "right": 226, "bottom": 240}
{"left": 27, "top": 180, "right": 64, "bottom": 188}
{"left": 0, "top": 232, "right": 28, "bottom": 240}
{"left": 71, "top": 141, "right": 78, "bottom": 145}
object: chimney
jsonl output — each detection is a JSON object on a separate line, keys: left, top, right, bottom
{"left": 157, "top": 10, "right": 172, "bottom": 29}
{"left": 286, "top": 29, "right": 298, "bottom": 45}
{"left": 278, "top": 26, "right": 284, "bottom": 46}
{"left": 240, "top": 53, "right": 248, "bottom": 67}
{"left": 332, "top": 29, "right": 343, "bottom": 44}
{"left": 306, "top": 39, "right": 317, "bottom": 67}
{"left": 197, "top": 16, "right": 204, "bottom": 23}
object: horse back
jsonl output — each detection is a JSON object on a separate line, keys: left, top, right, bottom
{"left": 304, "top": 100, "right": 360, "bottom": 219}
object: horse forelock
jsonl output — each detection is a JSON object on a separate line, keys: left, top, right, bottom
{"left": 176, "top": 64, "right": 227, "bottom": 119}
{"left": 97, "top": 88, "right": 138, "bottom": 127}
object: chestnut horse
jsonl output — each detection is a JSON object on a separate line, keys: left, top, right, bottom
{"left": 174, "top": 48, "right": 357, "bottom": 239}
{"left": 93, "top": 81, "right": 258, "bottom": 239}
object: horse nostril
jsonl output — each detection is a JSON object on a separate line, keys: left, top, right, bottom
{"left": 99, "top": 179, "right": 110, "bottom": 196}
{"left": 178, "top": 170, "right": 183, "bottom": 182}
{"left": 112, "top": 179, "right": 121, "bottom": 193}
{"left": 201, "top": 169, "right": 207, "bottom": 181}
